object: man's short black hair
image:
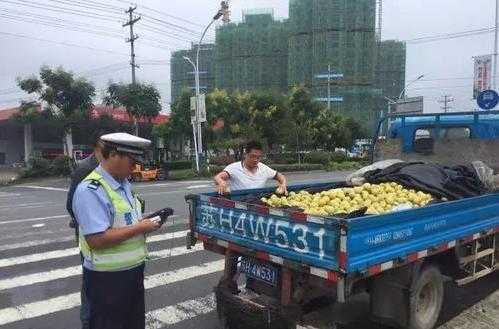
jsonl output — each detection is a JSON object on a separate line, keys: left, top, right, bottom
{"left": 244, "top": 140, "right": 263, "bottom": 154}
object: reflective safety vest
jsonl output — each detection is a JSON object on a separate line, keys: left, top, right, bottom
{"left": 79, "top": 170, "right": 147, "bottom": 271}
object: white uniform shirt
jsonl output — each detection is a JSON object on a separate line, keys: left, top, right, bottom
{"left": 224, "top": 161, "right": 277, "bottom": 191}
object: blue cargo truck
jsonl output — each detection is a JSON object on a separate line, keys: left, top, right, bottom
{"left": 186, "top": 111, "right": 499, "bottom": 329}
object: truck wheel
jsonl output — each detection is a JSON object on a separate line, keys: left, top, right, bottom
{"left": 408, "top": 265, "right": 444, "bottom": 329}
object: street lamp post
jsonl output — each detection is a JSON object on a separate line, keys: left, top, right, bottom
{"left": 183, "top": 56, "right": 200, "bottom": 173}
{"left": 398, "top": 74, "right": 424, "bottom": 100}
{"left": 398, "top": 74, "right": 425, "bottom": 101}
{"left": 193, "top": 2, "right": 229, "bottom": 170}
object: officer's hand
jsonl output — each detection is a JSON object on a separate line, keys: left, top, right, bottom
{"left": 137, "top": 218, "right": 161, "bottom": 234}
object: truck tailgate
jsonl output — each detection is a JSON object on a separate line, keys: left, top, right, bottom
{"left": 189, "top": 194, "right": 341, "bottom": 272}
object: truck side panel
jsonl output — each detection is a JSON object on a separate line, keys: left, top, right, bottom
{"left": 193, "top": 197, "right": 341, "bottom": 271}
{"left": 346, "top": 194, "right": 499, "bottom": 273}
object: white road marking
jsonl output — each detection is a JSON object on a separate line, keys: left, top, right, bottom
{"left": 19, "top": 185, "right": 69, "bottom": 192}
{"left": 146, "top": 294, "right": 216, "bottom": 329}
{"left": 187, "top": 184, "right": 210, "bottom": 189}
{"left": 0, "top": 202, "right": 58, "bottom": 210}
{"left": 0, "top": 228, "right": 187, "bottom": 252}
{"left": 0, "top": 214, "right": 69, "bottom": 225}
{"left": 0, "top": 192, "right": 21, "bottom": 198}
{"left": 0, "top": 236, "right": 74, "bottom": 252}
{"left": 0, "top": 227, "right": 71, "bottom": 243}
{"left": 0, "top": 230, "right": 193, "bottom": 268}
{"left": 0, "top": 261, "right": 222, "bottom": 326}
{"left": 0, "top": 249, "right": 220, "bottom": 291}
{"left": 31, "top": 223, "right": 45, "bottom": 228}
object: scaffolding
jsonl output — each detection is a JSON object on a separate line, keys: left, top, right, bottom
{"left": 215, "top": 11, "right": 289, "bottom": 93}
{"left": 169, "top": 0, "right": 406, "bottom": 131}
{"left": 375, "top": 40, "right": 406, "bottom": 100}
{"left": 288, "top": 0, "right": 379, "bottom": 127}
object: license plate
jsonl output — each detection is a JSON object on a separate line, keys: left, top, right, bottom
{"left": 240, "top": 257, "right": 278, "bottom": 286}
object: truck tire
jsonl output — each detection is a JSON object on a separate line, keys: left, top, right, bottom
{"left": 408, "top": 265, "right": 444, "bottom": 329}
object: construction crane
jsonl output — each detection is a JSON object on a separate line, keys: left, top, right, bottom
{"left": 377, "top": 0, "right": 382, "bottom": 40}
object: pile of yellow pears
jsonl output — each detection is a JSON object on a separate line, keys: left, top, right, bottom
{"left": 261, "top": 182, "right": 433, "bottom": 216}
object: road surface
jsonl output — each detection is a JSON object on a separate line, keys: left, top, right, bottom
{"left": 0, "top": 171, "right": 497, "bottom": 328}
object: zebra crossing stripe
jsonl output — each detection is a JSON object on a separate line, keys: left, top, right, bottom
{"left": 0, "top": 259, "right": 224, "bottom": 326}
{"left": 0, "top": 242, "right": 204, "bottom": 291}
{"left": 0, "top": 230, "right": 191, "bottom": 268}
{"left": 146, "top": 294, "right": 215, "bottom": 329}
{"left": 0, "top": 229, "right": 189, "bottom": 251}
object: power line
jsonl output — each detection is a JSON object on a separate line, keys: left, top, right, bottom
{"left": 409, "top": 85, "right": 471, "bottom": 90}
{"left": 43, "top": 0, "right": 123, "bottom": 15}
{"left": 0, "top": 11, "right": 178, "bottom": 52}
{"left": 106, "top": 0, "right": 206, "bottom": 28}
{"left": 3, "top": 0, "right": 124, "bottom": 22}
{"left": 0, "top": 31, "right": 130, "bottom": 56}
{"left": 0, "top": 31, "right": 171, "bottom": 61}
{"left": 8, "top": 0, "right": 213, "bottom": 42}
{"left": 0, "top": 6, "right": 189, "bottom": 50}
{"left": 403, "top": 27, "right": 495, "bottom": 44}
{"left": 0, "top": 14, "right": 124, "bottom": 39}
{"left": 139, "top": 13, "right": 213, "bottom": 39}
{"left": 1, "top": 1, "right": 208, "bottom": 49}
{"left": 0, "top": 8, "right": 123, "bottom": 34}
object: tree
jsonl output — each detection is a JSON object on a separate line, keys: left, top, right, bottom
{"left": 287, "top": 85, "right": 322, "bottom": 163}
{"left": 10, "top": 101, "right": 41, "bottom": 163}
{"left": 105, "top": 82, "right": 162, "bottom": 136}
{"left": 153, "top": 89, "right": 192, "bottom": 159}
{"left": 17, "top": 66, "right": 95, "bottom": 159}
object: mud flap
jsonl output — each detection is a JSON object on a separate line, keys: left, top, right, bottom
{"left": 369, "top": 262, "right": 422, "bottom": 328}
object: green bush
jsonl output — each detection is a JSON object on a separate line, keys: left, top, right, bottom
{"left": 165, "top": 160, "right": 192, "bottom": 170}
{"left": 207, "top": 165, "right": 224, "bottom": 174}
{"left": 168, "top": 169, "right": 198, "bottom": 180}
{"left": 303, "top": 151, "right": 333, "bottom": 165}
{"left": 209, "top": 155, "right": 235, "bottom": 166}
{"left": 330, "top": 151, "right": 348, "bottom": 163}
{"left": 50, "top": 156, "right": 72, "bottom": 176}
{"left": 267, "top": 153, "right": 296, "bottom": 164}
{"left": 325, "top": 161, "right": 367, "bottom": 172}
{"left": 22, "top": 157, "right": 51, "bottom": 178}
{"left": 271, "top": 164, "right": 324, "bottom": 172}
{"left": 22, "top": 156, "right": 74, "bottom": 178}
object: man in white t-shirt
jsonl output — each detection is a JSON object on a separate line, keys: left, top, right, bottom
{"left": 214, "top": 141, "right": 288, "bottom": 195}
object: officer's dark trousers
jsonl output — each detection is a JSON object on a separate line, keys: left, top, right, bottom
{"left": 83, "top": 263, "right": 145, "bottom": 329}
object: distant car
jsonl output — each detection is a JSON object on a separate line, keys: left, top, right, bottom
{"left": 11, "top": 161, "right": 25, "bottom": 168}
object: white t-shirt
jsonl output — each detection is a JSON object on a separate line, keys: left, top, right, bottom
{"left": 224, "top": 161, "right": 277, "bottom": 191}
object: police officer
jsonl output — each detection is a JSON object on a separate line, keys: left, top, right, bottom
{"left": 72, "top": 132, "right": 161, "bottom": 329}
{"left": 66, "top": 133, "right": 105, "bottom": 329}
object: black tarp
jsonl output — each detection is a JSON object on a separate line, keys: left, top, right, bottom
{"left": 363, "top": 162, "right": 488, "bottom": 200}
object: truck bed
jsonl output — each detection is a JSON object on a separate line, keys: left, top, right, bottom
{"left": 187, "top": 181, "right": 499, "bottom": 277}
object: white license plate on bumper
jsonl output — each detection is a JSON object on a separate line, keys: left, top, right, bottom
{"left": 240, "top": 257, "right": 278, "bottom": 286}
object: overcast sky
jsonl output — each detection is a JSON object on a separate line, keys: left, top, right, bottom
{"left": 0, "top": 0, "right": 497, "bottom": 113}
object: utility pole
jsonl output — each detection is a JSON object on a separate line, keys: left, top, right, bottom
{"left": 327, "top": 64, "right": 331, "bottom": 110}
{"left": 438, "top": 95, "right": 454, "bottom": 113}
{"left": 123, "top": 6, "right": 141, "bottom": 84}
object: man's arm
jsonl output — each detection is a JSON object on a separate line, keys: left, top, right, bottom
{"left": 214, "top": 171, "right": 230, "bottom": 195}
{"left": 85, "top": 220, "right": 159, "bottom": 250}
{"left": 274, "top": 172, "right": 288, "bottom": 195}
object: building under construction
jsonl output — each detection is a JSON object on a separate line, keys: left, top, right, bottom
{"left": 215, "top": 9, "right": 289, "bottom": 93}
{"left": 170, "top": 43, "right": 216, "bottom": 104}
{"left": 170, "top": 0, "right": 406, "bottom": 127}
